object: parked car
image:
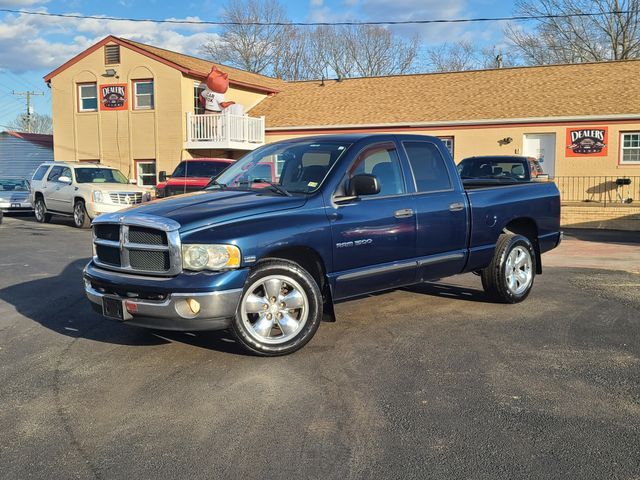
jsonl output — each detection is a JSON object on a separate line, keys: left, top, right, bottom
{"left": 457, "top": 155, "right": 546, "bottom": 183}
{"left": 0, "top": 177, "right": 32, "bottom": 214}
{"left": 156, "top": 158, "right": 234, "bottom": 198}
{"left": 83, "top": 134, "right": 561, "bottom": 356}
{"left": 30, "top": 162, "right": 152, "bottom": 228}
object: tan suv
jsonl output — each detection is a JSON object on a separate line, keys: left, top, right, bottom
{"left": 30, "top": 162, "right": 152, "bottom": 228}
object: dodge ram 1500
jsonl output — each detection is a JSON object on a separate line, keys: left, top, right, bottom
{"left": 84, "top": 134, "right": 561, "bottom": 355}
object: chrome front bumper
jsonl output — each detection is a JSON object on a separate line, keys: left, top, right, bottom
{"left": 84, "top": 280, "right": 242, "bottom": 331}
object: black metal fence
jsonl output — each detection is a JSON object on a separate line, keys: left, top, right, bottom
{"left": 554, "top": 176, "right": 640, "bottom": 206}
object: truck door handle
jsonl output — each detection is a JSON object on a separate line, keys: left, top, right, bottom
{"left": 448, "top": 202, "right": 464, "bottom": 212}
{"left": 394, "top": 208, "right": 414, "bottom": 218}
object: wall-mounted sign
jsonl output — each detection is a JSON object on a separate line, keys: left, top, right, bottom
{"left": 99, "top": 84, "right": 128, "bottom": 111}
{"left": 566, "top": 127, "right": 608, "bottom": 157}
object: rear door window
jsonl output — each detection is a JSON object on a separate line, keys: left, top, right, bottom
{"left": 402, "top": 141, "right": 452, "bottom": 193}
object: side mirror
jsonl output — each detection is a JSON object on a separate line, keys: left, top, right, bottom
{"left": 58, "top": 175, "right": 72, "bottom": 184}
{"left": 348, "top": 173, "right": 380, "bottom": 197}
{"left": 158, "top": 171, "right": 167, "bottom": 182}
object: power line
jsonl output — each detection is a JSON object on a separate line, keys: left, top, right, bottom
{"left": 0, "top": 7, "right": 635, "bottom": 27}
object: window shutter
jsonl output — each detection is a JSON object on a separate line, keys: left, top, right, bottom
{"left": 105, "top": 44, "right": 120, "bottom": 65}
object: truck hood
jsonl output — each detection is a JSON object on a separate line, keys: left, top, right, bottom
{"left": 95, "top": 183, "right": 150, "bottom": 193}
{"left": 122, "top": 189, "right": 307, "bottom": 231}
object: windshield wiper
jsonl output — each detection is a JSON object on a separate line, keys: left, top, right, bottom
{"left": 238, "top": 179, "right": 291, "bottom": 196}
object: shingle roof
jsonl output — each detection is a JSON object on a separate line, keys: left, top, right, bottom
{"left": 117, "top": 37, "right": 284, "bottom": 92}
{"left": 249, "top": 60, "right": 640, "bottom": 128}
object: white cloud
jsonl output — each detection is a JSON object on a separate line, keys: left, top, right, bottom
{"left": 309, "top": 0, "right": 324, "bottom": 6}
{"left": 0, "top": 9, "right": 218, "bottom": 73}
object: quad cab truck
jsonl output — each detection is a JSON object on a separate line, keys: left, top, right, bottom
{"left": 84, "top": 134, "right": 561, "bottom": 356}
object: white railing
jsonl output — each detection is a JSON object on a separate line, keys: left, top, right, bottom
{"left": 186, "top": 112, "right": 265, "bottom": 149}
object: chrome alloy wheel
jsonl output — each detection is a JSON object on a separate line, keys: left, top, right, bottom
{"left": 35, "top": 200, "right": 45, "bottom": 221}
{"left": 73, "top": 202, "right": 84, "bottom": 226}
{"left": 240, "top": 274, "right": 309, "bottom": 345}
{"left": 505, "top": 246, "right": 533, "bottom": 295}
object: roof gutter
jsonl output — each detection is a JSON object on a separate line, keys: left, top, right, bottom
{"left": 265, "top": 114, "right": 640, "bottom": 133}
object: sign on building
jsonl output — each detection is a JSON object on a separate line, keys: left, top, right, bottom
{"left": 99, "top": 84, "right": 128, "bottom": 111}
{"left": 566, "top": 127, "right": 608, "bottom": 157}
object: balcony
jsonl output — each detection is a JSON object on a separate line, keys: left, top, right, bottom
{"left": 185, "top": 112, "right": 265, "bottom": 151}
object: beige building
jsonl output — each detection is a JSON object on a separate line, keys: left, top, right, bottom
{"left": 46, "top": 35, "right": 640, "bottom": 189}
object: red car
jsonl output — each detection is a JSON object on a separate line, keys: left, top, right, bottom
{"left": 156, "top": 158, "right": 234, "bottom": 198}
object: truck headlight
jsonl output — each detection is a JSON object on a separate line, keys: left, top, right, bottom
{"left": 182, "top": 244, "right": 241, "bottom": 271}
{"left": 93, "top": 190, "right": 104, "bottom": 203}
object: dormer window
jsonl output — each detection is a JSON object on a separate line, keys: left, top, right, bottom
{"left": 105, "top": 44, "right": 120, "bottom": 65}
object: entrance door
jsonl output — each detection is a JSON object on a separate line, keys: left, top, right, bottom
{"left": 523, "top": 133, "right": 556, "bottom": 177}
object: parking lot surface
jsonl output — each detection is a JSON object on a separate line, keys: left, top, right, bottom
{"left": 1, "top": 216, "right": 639, "bottom": 479}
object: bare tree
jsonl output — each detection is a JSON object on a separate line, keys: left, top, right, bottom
{"left": 425, "top": 41, "right": 515, "bottom": 72}
{"left": 506, "top": 0, "right": 640, "bottom": 64}
{"left": 200, "top": 0, "right": 289, "bottom": 74}
{"left": 200, "top": 0, "right": 419, "bottom": 80}
{"left": 7, "top": 113, "right": 52, "bottom": 134}
{"left": 426, "top": 41, "right": 479, "bottom": 72}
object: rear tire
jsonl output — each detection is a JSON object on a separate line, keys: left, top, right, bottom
{"left": 34, "top": 197, "right": 52, "bottom": 223}
{"left": 481, "top": 233, "right": 536, "bottom": 303}
{"left": 231, "top": 259, "right": 323, "bottom": 356}
{"left": 73, "top": 200, "right": 91, "bottom": 229}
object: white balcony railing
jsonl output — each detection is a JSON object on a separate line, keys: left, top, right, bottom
{"left": 186, "top": 112, "right": 265, "bottom": 150}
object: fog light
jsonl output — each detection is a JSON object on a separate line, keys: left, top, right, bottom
{"left": 187, "top": 298, "right": 201, "bottom": 314}
{"left": 125, "top": 301, "right": 138, "bottom": 314}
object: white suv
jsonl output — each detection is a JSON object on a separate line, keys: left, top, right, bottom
{"left": 30, "top": 162, "right": 152, "bottom": 228}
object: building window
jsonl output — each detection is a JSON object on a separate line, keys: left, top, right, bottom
{"left": 194, "top": 83, "right": 205, "bottom": 114}
{"left": 105, "top": 44, "right": 120, "bottom": 65}
{"left": 438, "top": 137, "right": 454, "bottom": 157}
{"left": 621, "top": 132, "right": 640, "bottom": 164}
{"left": 78, "top": 83, "right": 98, "bottom": 112}
{"left": 136, "top": 160, "right": 157, "bottom": 186}
{"left": 133, "top": 80, "right": 154, "bottom": 110}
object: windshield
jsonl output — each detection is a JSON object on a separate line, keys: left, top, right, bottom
{"left": 457, "top": 157, "right": 531, "bottom": 181}
{"left": 171, "top": 161, "right": 230, "bottom": 178}
{"left": 212, "top": 141, "right": 351, "bottom": 194}
{"left": 0, "top": 178, "right": 29, "bottom": 191}
{"left": 75, "top": 168, "right": 128, "bottom": 184}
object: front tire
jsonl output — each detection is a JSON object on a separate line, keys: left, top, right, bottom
{"left": 481, "top": 233, "right": 536, "bottom": 303}
{"left": 34, "top": 197, "right": 52, "bottom": 223}
{"left": 73, "top": 200, "right": 91, "bottom": 229}
{"left": 231, "top": 259, "right": 323, "bottom": 356}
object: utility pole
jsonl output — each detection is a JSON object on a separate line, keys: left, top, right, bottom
{"left": 12, "top": 90, "right": 45, "bottom": 133}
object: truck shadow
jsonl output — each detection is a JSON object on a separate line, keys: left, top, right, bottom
{"left": 0, "top": 259, "right": 248, "bottom": 355}
{"left": 403, "top": 281, "right": 491, "bottom": 303}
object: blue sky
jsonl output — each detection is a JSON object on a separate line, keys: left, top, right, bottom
{"left": 0, "top": 0, "right": 517, "bottom": 128}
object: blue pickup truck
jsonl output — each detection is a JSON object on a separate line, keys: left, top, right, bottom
{"left": 84, "top": 134, "right": 561, "bottom": 355}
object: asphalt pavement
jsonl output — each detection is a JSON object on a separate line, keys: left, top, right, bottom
{"left": 1, "top": 215, "right": 639, "bottom": 479}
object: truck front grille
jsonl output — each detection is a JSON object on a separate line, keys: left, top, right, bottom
{"left": 95, "top": 244, "right": 121, "bottom": 266}
{"left": 92, "top": 218, "right": 181, "bottom": 276}
{"left": 128, "top": 226, "right": 167, "bottom": 246}
{"left": 109, "top": 192, "right": 143, "bottom": 205}
{"left": 129, "top": 250, "right": 170, "bottom": 271}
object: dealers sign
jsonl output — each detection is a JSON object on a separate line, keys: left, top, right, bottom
{"left": 566, "top": 127, "right": 608, "bottom": 157}
{"left": 99, "top": 84, "right": 128, "bottom": 111}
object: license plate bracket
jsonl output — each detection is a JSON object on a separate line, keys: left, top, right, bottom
{"left": 102, "top": 296, "right": 125, "bottom": 320}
